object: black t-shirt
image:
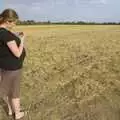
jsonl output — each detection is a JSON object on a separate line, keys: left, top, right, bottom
{"left": 0, "top": 27, "right": 26, "bottom": 70}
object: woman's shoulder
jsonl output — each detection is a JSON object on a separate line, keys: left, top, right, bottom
{"left": 1, "top": 28, "right": 18, "bottom": 38}
{"left": 0, "top": 28, "right": 19, "bottom": 42}
{"left": 0, "top": 28, "right": 11, "bottom": 36}
{"left": 0, "top": 27, "right": 6, "bottom": 33}
{"left": 0, "top": 28, "right": 8, "bottom": 39}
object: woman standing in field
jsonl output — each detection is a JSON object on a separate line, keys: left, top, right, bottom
{"left": 0, "top": 8, "right": 26, "bottom": 119}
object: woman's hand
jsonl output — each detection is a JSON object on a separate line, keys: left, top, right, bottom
{"left": 18, "top": 32, "right": 25, "bottom": 45}
{"left": 14, "top": 31, "right": 26, "bottom": 47}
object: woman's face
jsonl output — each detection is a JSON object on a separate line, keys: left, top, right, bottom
{"left": 6, "top": 20, "right": 16, "bottom": 30}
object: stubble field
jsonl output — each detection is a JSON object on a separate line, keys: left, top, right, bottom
{"left": 1, "top": 25, "right": 120, "bottom": 120}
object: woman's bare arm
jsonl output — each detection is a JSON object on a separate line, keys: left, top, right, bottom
{"left": 7, "top": 40, "right": 24, "bottom": 58}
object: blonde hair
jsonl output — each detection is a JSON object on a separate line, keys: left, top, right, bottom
{"left": 0, "top": 8, "right": 19, "bottom": 24}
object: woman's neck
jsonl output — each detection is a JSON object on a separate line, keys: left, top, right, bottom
{"left": 0, "top": 24, "right": 7, "bottom": 29}
{"left": 0, "top": 24, "right": 12, "bottom": 31}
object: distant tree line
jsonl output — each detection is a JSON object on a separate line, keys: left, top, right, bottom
{"left": 17, "top": 20, "right": 120, "bottom": 25}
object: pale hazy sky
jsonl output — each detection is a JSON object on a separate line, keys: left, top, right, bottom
{"left": 0, "top": 0, "right": 120, "bottom": 22}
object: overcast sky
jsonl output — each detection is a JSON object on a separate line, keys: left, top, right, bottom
{"left": 0, "top": 0, "right": 120, "bottom": 22}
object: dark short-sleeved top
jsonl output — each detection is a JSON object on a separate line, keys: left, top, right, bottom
{"left": 0, "top": 27, "right": 26, "bottom": 70}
